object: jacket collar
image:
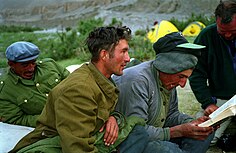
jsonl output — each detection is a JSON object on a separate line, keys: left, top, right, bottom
{"left": 88, "top": 62, "right": 119, "bottom": 99}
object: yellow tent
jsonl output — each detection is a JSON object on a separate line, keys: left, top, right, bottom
{"left": 146, "top": 20, "right": 179, "bottom": 43}
{"left": 182, "top": 21, "right": 206, "bottom": 37}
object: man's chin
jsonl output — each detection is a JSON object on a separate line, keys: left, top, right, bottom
{"left": 23, "top": 74, "right": 34, "bottom": 79}
{"left": 114, "top": 72, "right": 123, "bottom": 76}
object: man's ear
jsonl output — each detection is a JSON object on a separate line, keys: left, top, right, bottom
{"left": 8, "top": 61, "right": 14, "bottom": 67}
{"left": 8, "top": 61, "right": 16, "bottom": 71}
{"left": 100, "top": 49, "right": 108, "bottom": 60}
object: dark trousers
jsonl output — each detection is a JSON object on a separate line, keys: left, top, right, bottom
{"left": 119, "top": 125, "right": 149, "bottom": 153}
{"left": 143, "top": 132, "right": 214, "bottom": 153}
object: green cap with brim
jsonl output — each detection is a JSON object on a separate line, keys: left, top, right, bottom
{"left": 176, "top": 43, "right": 206, "bottom": 49}
{"left": 152, "top": 32, "right": 206, "bottom": 74}
{"left": 153, "top": 32, "right": 205, "bottom": 56}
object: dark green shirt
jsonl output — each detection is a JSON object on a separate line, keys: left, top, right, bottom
{"left": 0, "top": 58, "right": 69, "bottom": 127}
{"left": 189, "top": 24, "right": 236, "bottom": 109}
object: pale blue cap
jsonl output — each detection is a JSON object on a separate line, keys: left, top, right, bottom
{"left": 6, "top": 41, "right": 40, "bottom": 62}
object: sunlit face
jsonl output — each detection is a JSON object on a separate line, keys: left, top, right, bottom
{"left": 159, "top": 69, "right": 193, "bottom": 91}
{"left": 217, "top": 15, "right": 236, "bottom": 40}
{"left": 9, "top": 59, "right": 37, "bottom": 80}
{"left": 104, "top": 39, "right": 130, "bottom": 77}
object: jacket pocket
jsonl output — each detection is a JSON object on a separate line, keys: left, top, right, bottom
{"left": 47, "top": 74, "right": 61, "bottom": 88}
{"left": 17, "top": 91, "right": 44, "bottom": 114}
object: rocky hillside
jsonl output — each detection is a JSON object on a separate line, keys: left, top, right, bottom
{"left": 0, "top": 0, "right": 220, "bottom": 31}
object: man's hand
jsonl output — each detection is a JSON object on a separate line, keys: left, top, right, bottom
{"left": 99, "top": 116, "right": 119, "bottom": 146}
{"left": 170, "top": 116, "right": 214, "bottom": 140}
{"left": 204, "top": 104, "right": 219, "bottom": 116}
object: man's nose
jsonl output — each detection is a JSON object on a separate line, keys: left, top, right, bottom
{"left": 125, "top": 52, "right": 130, "bottom": 62}
{"left": 179, "top": 78, "right": 187, "bottom": 88}
{"left": 28, "top": 63, "right": 36, "bottom": 70}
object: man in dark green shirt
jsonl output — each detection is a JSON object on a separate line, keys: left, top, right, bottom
{"left": 189, "top": 0, "right": 236, "bottom": 147}
{"left": 0, "top": 41, "right": 69, "bottom": 127}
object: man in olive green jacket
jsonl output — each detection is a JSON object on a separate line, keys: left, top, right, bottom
{"left": 10, "top": 26, "right": 148, "bottom": 153}
{"left": 0, "top": 41, "right": 69, "bottom": 127}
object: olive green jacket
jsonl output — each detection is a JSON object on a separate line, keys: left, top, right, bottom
{"left": 13, "top": 115, "right": 145, "bottom": 153}
{"left": 11, "top": 62, "right": 120, "bottom": 153}
{"left": 0, "top": 58, "right": 69, "bottom": 127}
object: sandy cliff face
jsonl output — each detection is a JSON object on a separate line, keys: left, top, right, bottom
{"left": 0, "top": 0, "right": 219, "bottom": 31}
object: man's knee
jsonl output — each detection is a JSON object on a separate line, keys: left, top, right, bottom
{"left": 143, "top": 140, "right": 182, "bottom": 153}
{"left": 119, "top": 125, "right": 149, "bottom": 153}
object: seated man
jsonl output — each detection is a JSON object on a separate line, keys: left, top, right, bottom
{"left": 0, "top": 41, "right": 70, "bottom": 127}
{"left": 113, "top": 32, "right": 215, "bottom": 153}
{"left": 10, "top": 26, "right": 148, "bottom": 153}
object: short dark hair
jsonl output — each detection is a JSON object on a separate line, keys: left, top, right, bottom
{"left": 215, "top": 0, "right": 236, "bottom": 23}
{"left": 86, "top": 26, "right": 131, "bottom": 62}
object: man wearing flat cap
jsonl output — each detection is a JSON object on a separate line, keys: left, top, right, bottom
{"left": 112, "top": 32, "right": 215, "bottom": 153}
{"left": 0, "top": 41, "right": 69, "bottom": 127}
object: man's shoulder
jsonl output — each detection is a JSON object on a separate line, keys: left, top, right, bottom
{"left": 37, "top": 58, "right": 55, "bottom": 64}
{"left": 0, "top": 79, "right": 4, "bottom": 92}
{"left": 37, "top": 58, "right": 60, "bottom": 69}
{"left": 199, "top": 23, "right": 217, "bottom": 35}
{"left": 113, "top": 61, "right": 153, "bottom": 82}
{"left": 124, "top": 60, "right": 153, "bottom": 73}
{"left": 205, "top": 23, "right": 216, "bottom": 29}
{"left": 195, "top": 24, "right": 218, "bottom": 44}
{"left": 0, "top": 72, "right": 21, "bottom": 94}
{"left": 0, "top": 74, "right": 8, "bottom": 93}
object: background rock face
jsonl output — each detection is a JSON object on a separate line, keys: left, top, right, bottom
{"left": 0, "top": 0, "right": 220, "bottom": 31}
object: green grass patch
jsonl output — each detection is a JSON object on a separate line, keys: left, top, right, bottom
{"left": 57, "top": 58, "right": 85, "bottom": 68}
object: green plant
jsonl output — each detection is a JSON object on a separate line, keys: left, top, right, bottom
{"left": 129, "top": 35, "right": 155, "bottom": 61}
{"left": 1, "top": 15, "right": 216, "bottom": 64}
{"left": 108, "top": 18, "right": 123, "bottom": 27}
{"left": 48, "top": 29, "right": 82, "bottom": 60}
{"left": 0, "top": 59, "right": 7, "bottom": 68}
{"left": 0, "top": 32, "right": 57, "bottom": 59}
{"left": 169, "top": 18, "right": 187, "bottom": 32}
{"left": 77, "top": 18, "right": 104, "bottom": 36}
{"left": 170, "top": 13, "right": 215, "bottom": 31}
{"left": 0, "top": 25, "right": 42, "bottom": 33}
{"left": 57, "top": 58, "right": 85, "bottom": 67}
{"left": 135, "top": 29, "right": 147, "bottom": 37}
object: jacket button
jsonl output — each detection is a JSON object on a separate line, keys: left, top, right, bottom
{"left": 42, "top": 131, "right": 45, "bottom": 136}
{"left": 55, "top": 79, "right": 59, "bottom": 82}
{"left": 24, "top": 99, "right": 28, "bottom": 103}
{"left": 161, "top": 118, "right": 165, "bottom": 122}
{"left": 36, "top": 83, "right": 40, "bottom": 87}
{"left": 0, "top": 81, "right": 3, "bottom": 84}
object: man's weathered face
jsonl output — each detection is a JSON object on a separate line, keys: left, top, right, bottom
{"left": 160, "top": 69, "right": 193, "bottom": 91}
{"left": 105, "top": 39, "right": 130, "bottom": 77}
{"left": 217, "top": 15, "right": 236, "bottom": 40}
{"left": 9, "top": 59, "right": 37, "bottom": 80}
